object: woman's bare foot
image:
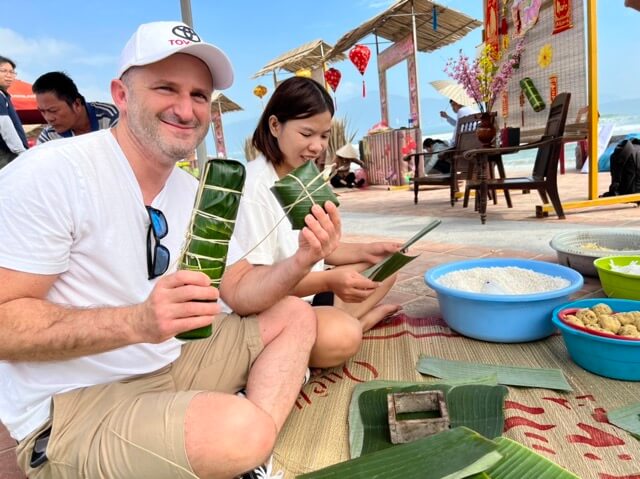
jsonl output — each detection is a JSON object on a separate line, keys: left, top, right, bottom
{"left": 359, "top": 304, "right": 402, "bottom": 332}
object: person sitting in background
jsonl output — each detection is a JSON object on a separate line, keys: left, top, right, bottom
{"left": 33, "top": 71, "right": 119, "bottom": 143}
{"left": 330, "top": 143, "right": 366, "bottom": 188}
{"left": 422, "top": 137, "right": 452, "bottom": 175}
{"left": 0, "top": 55, "right": 28, "bottom": 168}
{"left": 439, "top": 99, "right": 476, "bottom": 146}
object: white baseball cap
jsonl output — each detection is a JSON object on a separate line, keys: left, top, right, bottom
{"left": 118, "top": 21, "right": 234, "bottom": 90}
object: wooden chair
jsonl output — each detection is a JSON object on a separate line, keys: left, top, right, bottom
{"left": 463, "top": 92, "right": 571, "bottom": 220}
{"left": 403, "top": 112, "right": 506, "bottom": 206}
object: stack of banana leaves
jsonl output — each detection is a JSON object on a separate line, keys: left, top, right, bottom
{"left": 176, "top": 159, "right": 245, "bottom": 340}
{"left": 270, "top": 160, "right": 339, "bottom": 230}
{"left": 297, "top": 378, "right": 580, "bottom": 479}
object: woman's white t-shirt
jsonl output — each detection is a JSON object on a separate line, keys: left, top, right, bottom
{"left": 226, "top": 155, "right": 324, "bottom": 302}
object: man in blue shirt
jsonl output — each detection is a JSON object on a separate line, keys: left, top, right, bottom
{"left": 33, "top": 71, "right": 119, "bottom": 143}
{"left": 0, "top": 56, "right": 28, "bottom": 169}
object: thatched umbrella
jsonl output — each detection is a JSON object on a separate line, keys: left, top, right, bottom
{"left": 210, "top": 92, "right": 243, "bottom": 158}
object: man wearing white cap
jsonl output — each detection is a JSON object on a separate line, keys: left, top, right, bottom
{"left": 0, "top": 21, "right": 336, "bottom": 479}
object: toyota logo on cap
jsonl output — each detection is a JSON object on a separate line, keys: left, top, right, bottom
{"left": 172, "top": 25, "right": 201, "bottom": 43}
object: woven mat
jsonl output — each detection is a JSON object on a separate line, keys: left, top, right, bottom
{"left": 273, "top": 313, "right": 640, "bottom": 479}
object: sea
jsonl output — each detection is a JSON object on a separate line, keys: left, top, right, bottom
{"left": 422, "top": 113, "right": 640, "bottom": 173}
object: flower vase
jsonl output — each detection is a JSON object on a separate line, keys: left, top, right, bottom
{"left": 476, "top": 113, "right": 497, "bottom": 146}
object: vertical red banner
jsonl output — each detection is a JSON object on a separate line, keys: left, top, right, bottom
{"left": 407, "top": 56, "right": 419, "bottom": 128}
{"left": 486, "top": 0, "right": 500, "bottom": 56}
{"left": 550, "top": 75, "right": 558, "bottom": 102}
{"left": 552, "top": 0, "right": 573, "bottom": 34}
{"left": 501, "top": 89, "right": 509, "bottom": 120}
{"left": 211, "top": 109, "right": 226, "bottom": 157}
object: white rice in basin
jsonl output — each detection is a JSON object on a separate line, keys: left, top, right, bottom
{"left": 436, "top": 266, "right": 571, "bottom": 295}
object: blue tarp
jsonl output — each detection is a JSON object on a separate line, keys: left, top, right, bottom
{"left": 598, "top": 133, "right": 640, "bottom": 171}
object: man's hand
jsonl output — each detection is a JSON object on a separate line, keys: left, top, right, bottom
{"left": 135, "top": 270, "right": 220, "bottom": 343}
{"left": 439, "top": 110, "right": 449, "bottom": 119}
{"left": 295, "top": 201, "right": 341, "bottom": 269}
{"left": 328, "top": 268, "right": 380, "bottom": 303}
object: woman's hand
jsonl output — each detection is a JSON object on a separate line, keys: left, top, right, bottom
{"left": 361, "top": 242, "right": 403, "bottom": 265}
{"left": 295, "top": 202, "right": 341, "bottom": 269}
{"left": 328, "top": 268, "right": 380, "bottom": 303}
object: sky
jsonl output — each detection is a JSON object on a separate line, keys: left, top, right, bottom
{"left": 1, "top": 0, "right": 638, "bottom": 154}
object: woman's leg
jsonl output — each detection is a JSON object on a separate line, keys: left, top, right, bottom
{"left": 310, "top": 306, "right": 363, "bottom": 368}
{"left": 330, "top": 264, "right": 402, "bottom": 332}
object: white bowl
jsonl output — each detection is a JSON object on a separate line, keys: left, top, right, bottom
{"left": 550, "top": 230, "right": 640, "bottom": 277}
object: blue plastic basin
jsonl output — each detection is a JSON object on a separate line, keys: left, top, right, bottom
{"left": 552, "top": 298, "right": 640, "bottom": 381}
{"left": 425, "top": 258, "right": 584, "bottom": 343}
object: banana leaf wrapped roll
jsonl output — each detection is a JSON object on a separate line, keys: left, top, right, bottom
{"left": 176, "top": 158, "right": 245, "bottom": 340}
{"left": 270, "top": 160, "right": 339, "bottom": 230}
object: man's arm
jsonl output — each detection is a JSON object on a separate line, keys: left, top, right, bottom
{"left": 0, "top": 268, "right": 219, "bottom": 362}
{"left": 220, "top": 203, "right": 340, "bottom": 316}
{"left": 0, "top": 116, "right": 27, "bottom": 154}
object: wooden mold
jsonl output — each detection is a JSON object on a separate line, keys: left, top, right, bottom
{"left": 387, "top": 390, "right": 450, "bottom": 444}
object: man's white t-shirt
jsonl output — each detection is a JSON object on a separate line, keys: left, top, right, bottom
{"left": 225, "top": 155, "right": 323, "bottom": 304}
{"left": 0, "top": 129, "right": 198, "bottom": 440}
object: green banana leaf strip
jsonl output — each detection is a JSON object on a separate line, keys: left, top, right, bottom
{"left": 349, "top": 377, "right": 499, "bottom": 458}
{"left": 297, "top": 426, "right": 503, "bottom": 479}
{"left": 608, "top": 403, "right": 640, "bottom": 440}
{"left": 176, "top": 159, "right": 245, "bottom": 340}
{"left": 358, "top": 384, "right": 507, "bottom": 456}
{"left": 362, "top": 252, "right": 418, "bottom": 282}
{"left": 468, "top": 437, "right": 579, "bottom": 479}
{"left": 270, "top": 160, "right": 339, "bottom": 230}
{"left": 417, "top": 356, "right": 572, "bottom": 392}
{"left": 362, "top": 219, "right": 441, "bottom": 281}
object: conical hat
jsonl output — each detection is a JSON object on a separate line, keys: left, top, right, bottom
{"left": 335, "top": 143, "right": 359, "bottom": 160}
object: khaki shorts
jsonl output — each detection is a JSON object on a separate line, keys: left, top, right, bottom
{"left": 16, "top": 313, "right": 262, "bottom": 479}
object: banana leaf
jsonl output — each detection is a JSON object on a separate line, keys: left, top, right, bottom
{"left": 357, "top": 384, "right": 507, "bottom": 456}
{"left": 270, "top": 160, "right": 339, "bottom": 230}
{"left": 469, "top": 437, "right": 580, "bottom": 479}
{"left": 349, "top": 377, "right": 500, "bottom": 458}
{"left": 362, "top": 219, "right": 441, "bottom": 281}
{"left": 297, "top": 426, "right": 503, "bottom": 479}
{"left": 176, "top": 158, "right": 245, "bottom": 340}
{"left": 417, "top": 356, "right": 572, "bottom": 392}
{"left": 607, "top": 402, "right": 640, "bottom": 440}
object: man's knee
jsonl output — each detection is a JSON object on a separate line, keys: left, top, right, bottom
{"left": 186, "top": 393, "right": 277, "bottom": 477}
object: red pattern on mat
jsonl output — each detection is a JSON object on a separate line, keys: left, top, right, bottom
{"left": 364, "top": 313, "right": 460, "bottom": 340}
{"left": 504, "top": 394, "right": 639, "bottom": 478}
{"left": 599, "top": 475, "right": 640, "bottom": 479}
{"left": 567, "top": 424, "right": 626, "bottom": 447}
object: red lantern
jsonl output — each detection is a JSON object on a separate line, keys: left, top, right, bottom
{"left": 324, "top": 67, "right": 341, "bottom": 93}
{"left": 348, "top": 44, "right": 371, "bottom": 97}
{"left": 324, "top": 67, "right": 341, "bottom": 109}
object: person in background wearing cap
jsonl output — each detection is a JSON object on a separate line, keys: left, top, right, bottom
{"left": 330, "top": 143, "right": 366, "bottom": 188}
{"left": 0, "top": 55, "right": 28, "bottom": 169}
{"left": 0, "top": 21, "right": 333, "bottom": 479}
{"left": 439, "top": 99, "right": 477, "bottom": 146}
{"left": 32, "top": 71, "right": 119, "bottom": 144}
{"left": 223, "top": 77, "right": 402, "bottom": 372}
